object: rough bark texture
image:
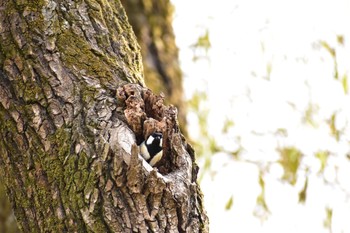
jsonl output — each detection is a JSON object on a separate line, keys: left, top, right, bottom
{"left": 0, "top": 0, "right": 208, "bottom": 232}
{"left": 121, "top": 0, "right": 187, "bottom": 135}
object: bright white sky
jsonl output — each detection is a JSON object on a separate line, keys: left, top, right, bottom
{"left": 171, "top": 0, "right": 350, "bottom": 232}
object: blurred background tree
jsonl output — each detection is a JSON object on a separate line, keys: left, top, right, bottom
{"left": 121, "top": 0, "right": 187, "bottom": 135}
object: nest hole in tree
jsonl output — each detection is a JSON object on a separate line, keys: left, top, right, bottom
{"left": 117, "top": 84, "right": 182, "bottom": 173}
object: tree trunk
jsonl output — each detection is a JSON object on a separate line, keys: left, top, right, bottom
{"left": 0, "top": 0, "right": 208, "bottom": 232}
{"left": 121, "top": 0, "right": 187, "bottom": 136}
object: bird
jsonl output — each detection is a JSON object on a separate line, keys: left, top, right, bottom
{"left": 139, "top": 132, "right": 163, "bottom": 166}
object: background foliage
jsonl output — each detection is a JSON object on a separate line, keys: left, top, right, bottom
{"left": 172, "top": 0, "right": 350, "bottom": 232}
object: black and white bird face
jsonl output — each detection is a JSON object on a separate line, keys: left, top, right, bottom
{"left": 140, "top": 132, "right": 163, "bottom": 166}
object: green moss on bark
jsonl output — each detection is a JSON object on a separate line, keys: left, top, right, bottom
{"left": 57, "top": 30, "right": 113, "bottom": 78}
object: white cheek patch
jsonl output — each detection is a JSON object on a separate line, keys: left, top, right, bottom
{"left": 140, "top": 142, "right": 150, "bottom": 160}
{"left": 159, "top": 138, "right": 163, "bottom": 147}
{"left": 146, "top": 135, "right": 154, "bottom": 145}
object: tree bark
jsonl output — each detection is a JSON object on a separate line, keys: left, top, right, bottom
{"left": 0, "top": 0, "right": 208, "bottom": 232}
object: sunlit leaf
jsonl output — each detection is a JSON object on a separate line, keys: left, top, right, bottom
{"left": 209, "top": 137, "right": 221, "bottom": 154}
{"left": 254, "top": 172, "right": 270, "bottom": 221}
{"left": 265, "top": 62, "right": 272, "bottom": 80}
{"left": 192, "top": 29, "right": 211, "bottom": 51}
{"left": 198, "top": 114, "right": 209, "bottom": 138}
{"left": 203, "top": 157, "right": 211, "bottom": 171}
{"left": 230, "top": 147, "right": 242, "bottom": 159}
{"left": 303, "top": 103, "right": 318, "bottom": 127}
{"left": 187, "top": 91, "right": 207, "bottom": 111}
{"left": 278, "top": 147, "right": 302, "bottom": 185}
{"left": 254, "top": 193, "right": 270, "bottom": 221}
{"left": 336, "top": 35, "right": 344, "bottom": 46}
{"left": 315, "top": 151, "right": 329, "bottom": 173}
{"left": 225, "top": 196, "right": 234, "bottom": 210}
{"left": 319, "top": 40, "right": 340, "bottom": 80}
{"left": 342, "top": 74, "right": 348, "bottom": 94}
{"left": 275, "top": 128, "right": 288, "bottom": 137}
{"left": 222, "top": 119, "right": 234, "bottom": 133}
{"left": 319, "top": 40, "right": 336, "bottom": 58}
{"left": 190, "top": 30, "right": 211, "bottom": 61}
{"left": 256, "top": 193, "right": 268, "bottom": 210}
{"left": 347, "top": 154, "right": 350, "bottom": 160}
{"left": 298, "top": 178, "right": 308, "bottom": 203}
{"left": 258, "top": 173, "right": 265, "bottom": 189}
{"left": 334, "top": 68, "right": 339, "bottom": 80}
{"left": 323, "top": 207, "right": 333, "bottom": 230}
{"left": 192, "top": 55, "right": 200, "bottom": 62}
{"left": 328, "top": 114, "right": 340, "bottom": 141}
